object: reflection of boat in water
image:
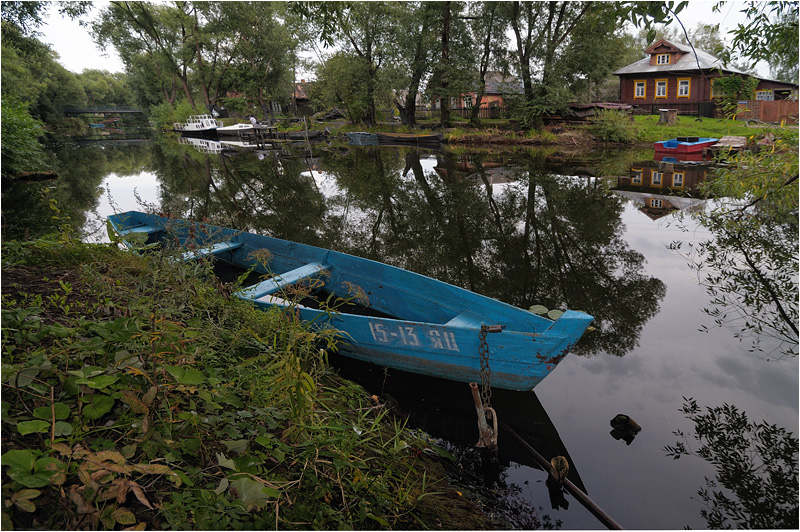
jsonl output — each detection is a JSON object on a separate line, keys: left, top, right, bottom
{"left": 216, "top": 123, "right": 255, "bottom": 136}
{"left": 377, "top": 132, "right": 444, "bottom": 146}
{"left": 178, "top": 136, "right": 223, "bottom": 154}
{"left": 331, "top": 356, "right": 588, "bottom": 494}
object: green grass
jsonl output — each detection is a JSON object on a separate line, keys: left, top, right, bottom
{"left": 631, "top": 115, "right": 759, "bottom": 143}
{"left": 1, "top": 228, "right": 474, "bottom": 530}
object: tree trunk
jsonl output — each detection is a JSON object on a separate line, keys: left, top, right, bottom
{"left": 439, "top": 1, "right": 451, "bottom": 129}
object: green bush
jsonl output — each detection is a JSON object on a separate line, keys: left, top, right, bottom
{"left": 149, "top": 100, "right": 205, "bottom": 131}
{"left": 1, "top": 98, "right": 46, "bottom": 181}
{"left": 592, "top": 109, "right": 638, "bottom": 143}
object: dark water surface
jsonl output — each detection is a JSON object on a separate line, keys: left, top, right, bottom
{"left": 6, "top": 136, "right": 797, "bottom": 529}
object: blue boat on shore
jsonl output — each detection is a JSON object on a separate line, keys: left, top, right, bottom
{"left": 346, "top": 132, "right": 378, "bottom": 146}
{"left": 107, "top": 211, "right": 593, "bottom": 391}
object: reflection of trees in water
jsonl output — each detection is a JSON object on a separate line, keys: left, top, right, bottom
{"left": 154, "top": 142, "right": 327, "bottom": 245}
{"left": 2, "top": 141, "right": 151, "bottom": 240}
{"left": 144, "top": 139, "right": 665, "bottom": 357}
{"left": 670, "top": 139, "right": 798, "bottom": 359}
{"left": 320, "top": 149, "right": 665, "bottom": 357}
{"left": 665, "top": 398, "right": 798, "bottom": 529}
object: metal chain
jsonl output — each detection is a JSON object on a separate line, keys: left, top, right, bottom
{"left": 479, "top": 325, "right": 492, "bottom": 410}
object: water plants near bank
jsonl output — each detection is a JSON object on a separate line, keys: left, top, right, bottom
{"left": 0, "top": 228, "right": 504, "bottom": 530}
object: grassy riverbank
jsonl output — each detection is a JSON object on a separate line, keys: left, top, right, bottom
{"left": 1, "top": 229, "right": 503, "bottom": 530}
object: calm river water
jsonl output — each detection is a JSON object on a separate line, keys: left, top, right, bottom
{"left": 5, "top": 135, "right": 797, "bottom": 529}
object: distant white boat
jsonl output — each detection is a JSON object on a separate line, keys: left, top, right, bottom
{"left": 173, "top": 115, "right": 220, "bottom": 134}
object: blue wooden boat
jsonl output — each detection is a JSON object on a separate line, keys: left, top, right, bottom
{"left": 346, "top": 132, "right": 378, "bottom": 146}
{"left": 107, "top": 211, "right": 593, "bottom": 391}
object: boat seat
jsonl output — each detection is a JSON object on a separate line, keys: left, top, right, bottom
{"left": 181, "top": 241, "right": 243, "bottom": 261}
{"left": 118, "top": 225, "right": 158, "bottom": 236}
{"left": 444, "top": 311, "right": 484, "bottom": 329}
{"left": 236, "top": 262, "right": 330, "bottom": 300}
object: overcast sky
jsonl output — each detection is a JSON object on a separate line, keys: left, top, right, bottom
{"left": 39, "top": 1, "right": 765, "bottom": 77}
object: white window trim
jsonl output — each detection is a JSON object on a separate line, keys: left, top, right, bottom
{"left": 656, "top": 54, "right": 670, "bottom": 65}
{"left": 655, "top": 80, "right": 667, "bottom": 98}
{"left": 652, "top": 172, "right": 663, "bottom": 185}
{"left": 673, "top": 172, "right": 684, "bottom": 187}
{"left": 678, "top": 79, "right": 690, "bottom": 98}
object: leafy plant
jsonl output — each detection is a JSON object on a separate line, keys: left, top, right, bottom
{"left": 591, "top": 109, "right": 638, "bottom": 143}
{"left": 665, "top": 398, "right": 798, "bottom": 529}
{"left": 711, "top": 75, "right": 759, "bottom": 119}
{"left": 1, "top": 227, "right": 452, "bottom": 529}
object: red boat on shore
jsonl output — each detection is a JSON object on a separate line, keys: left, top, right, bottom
{"left": 654, "top": 136, "right": 718, "bottom": 154}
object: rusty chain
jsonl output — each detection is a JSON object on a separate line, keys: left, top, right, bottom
{"left": 479, "top": 325, "right": 492, "bottom": 410}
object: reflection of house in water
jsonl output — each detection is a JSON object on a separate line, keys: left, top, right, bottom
{"left": 613, "top": 159, "right": 713, "bottom": 219}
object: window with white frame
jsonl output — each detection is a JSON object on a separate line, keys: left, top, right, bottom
{"left": 755, "top": 90, "right": 774, "bottom": 101}
{"left": 656, "top": 81, "right": 667, "bottom": 98}
{"left": 631, "top": 169, "right": 643, "bottom": 184}
{"left": 652, "top": 172, "right": 663, "bottom": 185}
{"left": 635, "top": 81, "right": 646, "bottom": 99}
{"left": 650, "top": 199, "right": 663, "bottom": 208}
{"left": 656, "top": 54, "right": 670, "bottom": 65}
{"left": 678, "top": 79, "right": 690, "bottom": 97}
{"left": 672, "top": 172, "right": 684, "bottom": 187}
{"left": 463, "top": 95, "right": 473, "bottom": 108}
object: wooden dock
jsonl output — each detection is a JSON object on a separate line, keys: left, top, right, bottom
{"left": 705, "top": 135, "right": 747, "bottom": 156}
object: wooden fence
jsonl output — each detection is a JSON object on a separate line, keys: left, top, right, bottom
{"left": 415, "top": 105, "right": 509, "bottom": 120}
{"left": 736, "top": 100, "right": 799, "bottom": 124}
{"left": 630, "top": 102, "right": 716, "bottom": 118}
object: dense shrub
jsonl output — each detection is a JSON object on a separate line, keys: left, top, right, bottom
{"left": 592, "top": 109, "right": 638, "bottom": 143}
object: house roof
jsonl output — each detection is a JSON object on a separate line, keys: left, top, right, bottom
{"left": 613, "top": 40, "right": 747, "bottom": 76}
{"left": 484, "top": 72, "right": 523, "bottom": 95}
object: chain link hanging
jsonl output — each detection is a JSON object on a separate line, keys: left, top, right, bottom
{"left": 479, "top": 325, "right": 493, "bottom": 410}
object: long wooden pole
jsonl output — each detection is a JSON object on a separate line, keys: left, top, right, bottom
{"left": 499, "top": 420, "right": 623, "bottom": 530}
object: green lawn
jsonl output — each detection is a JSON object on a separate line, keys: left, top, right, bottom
{"left": 631, "top": 114, "right": 759, "bottom": 143}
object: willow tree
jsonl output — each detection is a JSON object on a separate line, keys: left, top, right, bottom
{"left": 94, "top": 1, "right": 199, "bottom": 107}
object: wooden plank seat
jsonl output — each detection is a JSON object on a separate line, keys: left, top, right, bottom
{"left": 181, "top": 241, "right": 243, "bottom": 261}
{"left": 118, "top": 225, "right": 158, "bottom": 235}
{"left": 236, "top": 262, "right": 330, "bottom": 300}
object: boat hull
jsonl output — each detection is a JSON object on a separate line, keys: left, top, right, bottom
{"left": 346, "top": 132, "right": 378, "bottom": 146}
{"left": 107, "top": 211, "right": 593, "bottom": 391}
{"left": 654, "top": 137, "right": 717, "bottom": 154}
{"left": 376, "top": 132, "right": 444, "bottom": 146}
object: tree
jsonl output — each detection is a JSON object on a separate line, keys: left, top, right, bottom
{"left": 303, "top": 2, "right": 399, "bottom": 126}
{"left": 502, "top": 1, "right": 622, "bottom": 127}
{"left": 671, "top": 129, "right": 798, "bottom": 359}
{"left": 385, "top": 1, "right": 438, "bottom": 126}
{"left": 427, "top": 1, "right": 473, "bottom": 129}
{"left": 76, "top": 69, "right": 135, "bottom": 106}
{"left": 94, "top": 1, "right": 199, "bottom": 107}
{"left": 1, "top": 98, "right": 46, "bottom": 181}
{"left": 466, "top": 1, "right": 506, "bottom": 125}
{"left": 221, "top": 2, "right": 296, "bottom": 119}
{"left": 716, "top": 0, "right": 798, "bottom": 82}
{"left": 314, "top": 52, "right": 374, "bottom": 124}
{"left": 665, "top": 398, "right": 798, "bottom": 528}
